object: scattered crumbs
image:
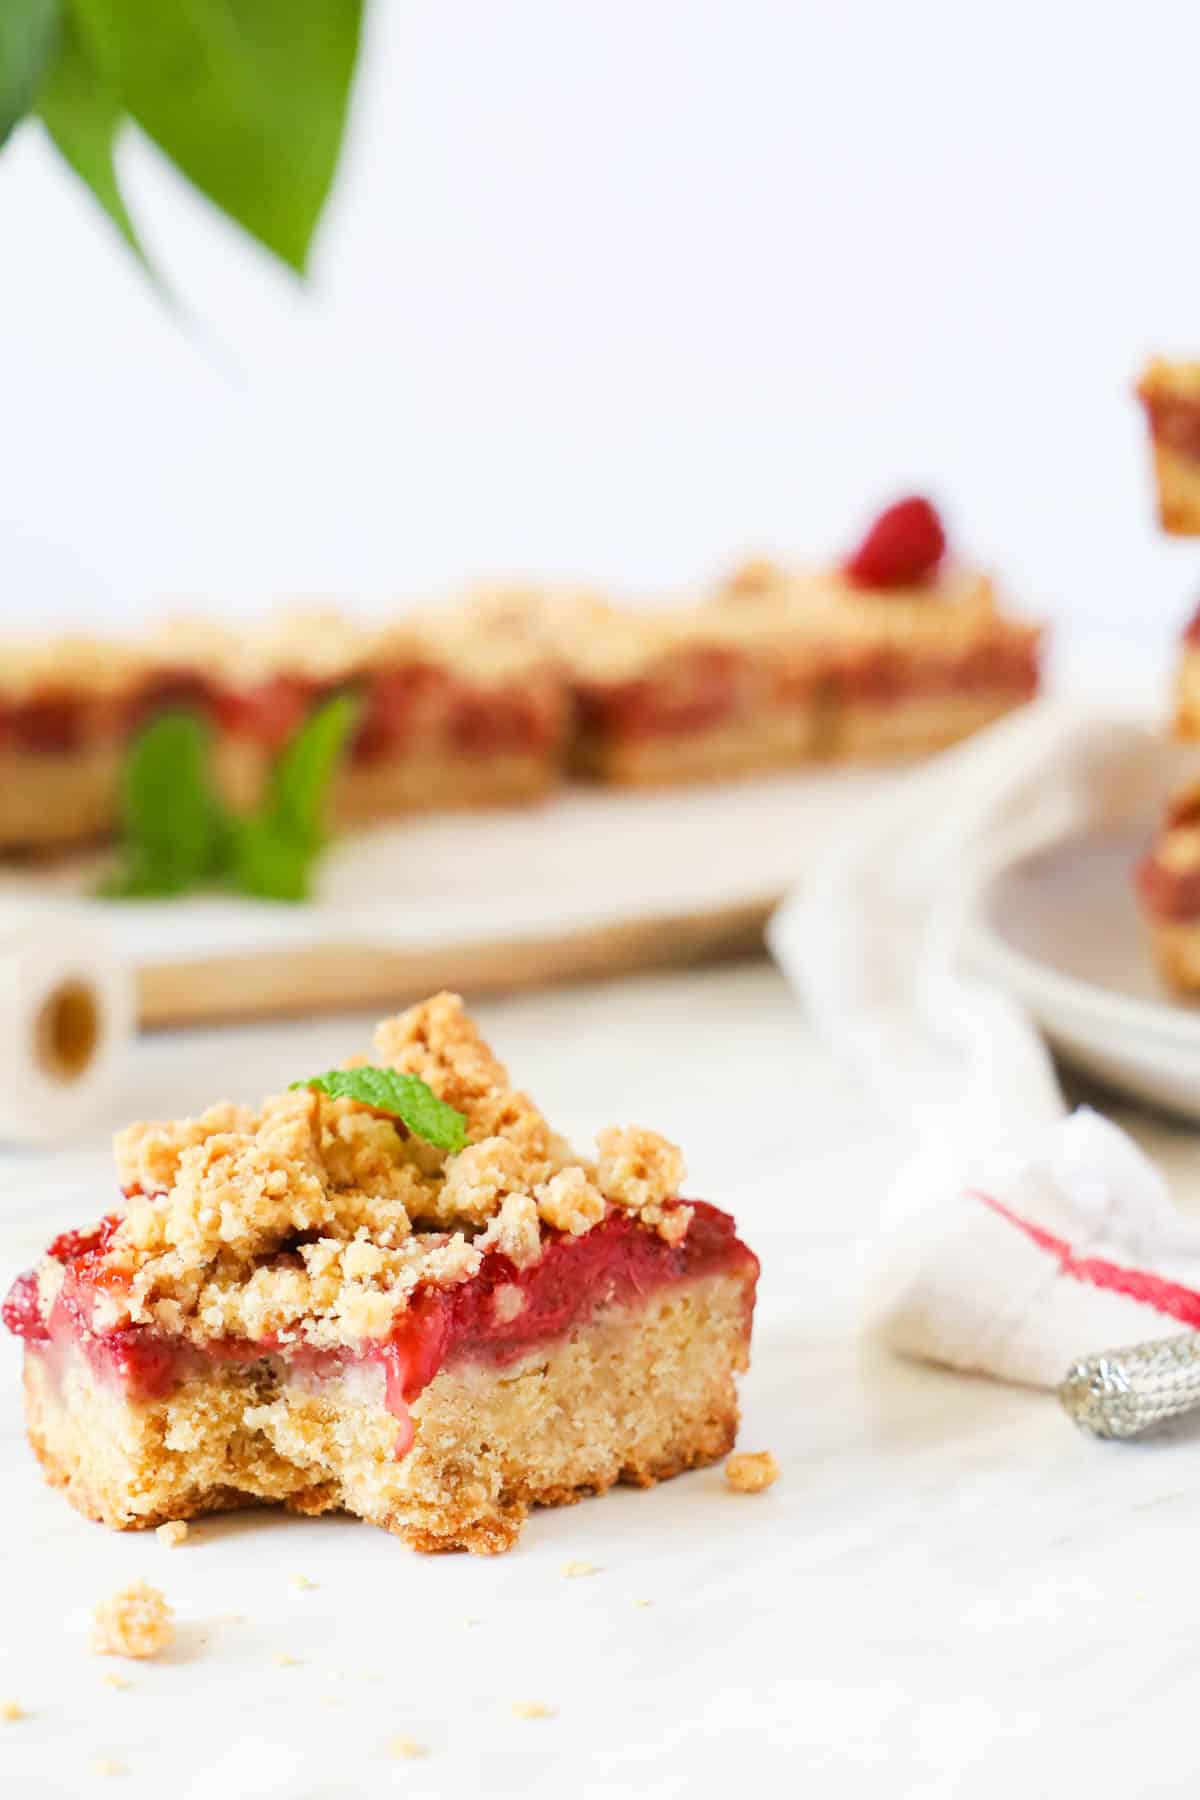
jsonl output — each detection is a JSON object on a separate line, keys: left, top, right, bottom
{"left": 634, "top": 1599, "right": 655, "bottom": 1609}
{"left": 463, "top": 1616, "right": 482, "bottom": 1628}
{"left": 361, "top": 1672, "right": 384, "bottom": 1683}
{"left": 92, "top": 1582, "right": 175, "bottom": 1661}
{"left": 386, "top": 1736, "right": 429, "bottom": 1761}
{"left": 272, "top": 1652, "right": 302, "bottom": 1668}
{"left": 320, "top": 1697, "right": 344, "bottom": 1709}
{"left": 222, "top": 1613, "right": 247, "bottom": 1626}
{"left": 511, "top": 1701, "right": 555, "bottom": 1721}
{"left": 291, "top": 1574, "right": 318, "bottom": 1591}
{"left": 724, "top": 1450, "right": 780, "bottom": 1494}
{"left": 156, "top": 1520, "right": 189, "bottom": 1548}
{"left": 1, "top": 1700, "right": 25, "bottom": 1722}
{"left": 561, "top": 1560, "right": 601, "bottom": 1579}
{"left": 101, "top": 1675, "right": 133, "bottom": 1692}
{"left": 93, "top": 1759, "right": 127, "bottom": 1778}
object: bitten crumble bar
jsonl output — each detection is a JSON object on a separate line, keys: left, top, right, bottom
{"left": 4, "top": 994, "right": 758, "bottom": 1553}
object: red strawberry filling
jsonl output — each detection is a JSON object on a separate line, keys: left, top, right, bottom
{"left": 1137, "top": 850, "right": 1200, "bottom": 923}
{"left": 0, "top": 666, "right": 563, "bottom": 764}
{"left": 1141, "top": 393, "right": 1200, "bottom": 460}
{"left": 5, "top": 1203, "right": 758, "bottom": 1457}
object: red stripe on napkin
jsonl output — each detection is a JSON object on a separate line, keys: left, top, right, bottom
{"left": 972, "top": 1191, "right": 1200, "bottom": 1329}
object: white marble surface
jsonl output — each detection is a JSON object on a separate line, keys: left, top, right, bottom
{"left": 3, "top": 964, "right": 1200, "bottom": 1798}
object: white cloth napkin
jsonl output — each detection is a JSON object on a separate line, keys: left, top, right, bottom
{"left": 768, "top": 698, "right": 1200, "bottom": 1389}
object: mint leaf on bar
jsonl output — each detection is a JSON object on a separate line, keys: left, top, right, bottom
{"left": 289, "top": 1068, "right": 469, "bottom": 1153}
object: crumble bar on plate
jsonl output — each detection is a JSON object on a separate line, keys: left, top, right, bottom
{"left": 1137, "top": 359, "right": 1200, "bottom": 536}
{"left": 1136, "top": 779, "right": 1200, "bottom": 994}
{"left": 0, "top": 597, "right": 567, "bottom": 852}
{"left": 558, "top": 498, "right": 1041, "bottom": 785}
{"left": 2, "top": 994, "right": 759, "bottom": 1552}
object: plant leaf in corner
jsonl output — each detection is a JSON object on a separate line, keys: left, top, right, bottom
{"left": 34, "top": 4, "right": 147, "bottom": 262}
{"left": 69, "top": 0, "right": 365, "bottom": 274}
{"left": 0, "top": 0, "right": 60, "bottom": 145}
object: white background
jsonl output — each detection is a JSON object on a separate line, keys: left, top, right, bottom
{"left": 0, "top": 0, "right": 1197, "bottom": 654}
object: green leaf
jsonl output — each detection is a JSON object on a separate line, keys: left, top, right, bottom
{"left": 0, "top": 0, "right": 60, "bottom": 144}
{"left": 100, "top": 711, "right": 229, "bottom": 898}
{"left": 227, "top": 819, "right": 316, "bottom": 903}
{"left": 70, "top": 0, "right": 364, "bottom": 273}
{"left": 260, "top": 690, "right": 359, "bottom": 854}
{"left": 289, "top": 1068, "right": 469, "bottom": 1154}
{"left": 34, "top": 5, "right": 146, "bottom": 261}
{"left": 228, "top": 691, "right": 358, "bottom": 902}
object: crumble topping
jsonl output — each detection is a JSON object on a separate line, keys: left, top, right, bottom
{"left": 724, "top": 1450, "right": 780, "bottom": 1493}
{"left": 92, "top": 1582, "right": 175, "bottom": 1660}
{"left": 61, "top": 995, "right": 689, "bottom": 1354}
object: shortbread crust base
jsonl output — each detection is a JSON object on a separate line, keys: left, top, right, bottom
{"left": 830, "top": 689, "right": 1033, "bottom": 760}
{"left": 0, "top": 743, "right": 556, "bottom": 852}
{"left": 0, "top": 747, "right": 125, "bottom": 850}
{"left": 572, "top": 706, "right": 825, "bottom": 786}
{"left": 1149, "top": 443, "right": 1200, "bottom": 537}
{"left": 23, "top": 1271, "right": 749, "bottom": 1553}
{"left": 575, "top": 687, "right": 1030, "bottom": 785}
{"left": 1145, "top": 918, "right": 1200, "bottom": 996}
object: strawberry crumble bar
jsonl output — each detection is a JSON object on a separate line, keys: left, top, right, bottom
{"left": 3, "top": 995, "right": 758, "bottom": 1551}
{"left": 1137, "top": 359, "right": 1200, "bottom": 535}
{"left": 0, "top": 598, "right": 566, "bottom": 852}
{"left": 560, "top": 499, "right": 1041, "bottom": 784}
{"left": 1136, "top": 779, "right": 1200, "bottom": 993}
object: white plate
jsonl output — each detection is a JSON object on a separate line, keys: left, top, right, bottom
{"left": 972, "top": 830, "right": 1200, "bottom": 1122}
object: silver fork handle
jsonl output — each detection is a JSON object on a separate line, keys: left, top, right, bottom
{"left": 1059, "top": 1332, "right": 1200, "bottom": 1439}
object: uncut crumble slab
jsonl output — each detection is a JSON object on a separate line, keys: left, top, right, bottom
{"left": 5, "top": 993, "right": 759, "bottom": 1553}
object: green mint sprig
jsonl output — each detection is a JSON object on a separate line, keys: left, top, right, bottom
{"left": 2, "top": 0, "right": 364, "bottom": 278}
{"left": 289, "top": 1068, "right": 469, "bottom": 1154}
{"left": 101, "top": 693, "right": 358, "bottom": 904}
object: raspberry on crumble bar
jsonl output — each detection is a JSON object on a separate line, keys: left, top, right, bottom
{"left": 4, "top": 994, "right": 758, "bottom": 1553}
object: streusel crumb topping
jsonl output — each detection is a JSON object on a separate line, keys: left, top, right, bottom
{"left": 73, "top": 995, "right": 687, "bottom": 1352}
{"left": 724, "top": 1450, "right": 780, "bottom": 1493}
{"left": 92, "top": 1582, "right": 175, "bottom": 1660}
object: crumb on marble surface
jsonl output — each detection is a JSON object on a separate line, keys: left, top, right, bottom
{"left": 92, "top": 1582, "right": 175, "bottom": 1660}
{"left": 387, "top": 1735, "right": 429, "bottom": 1759}
{"left": 724, "top": 1450, "right": 779, "bottom": 1493}
{"left": 156, "top": 1520, "right": 188, "bottom": 1547}
{"left": 1, "top": 1699, "right": 25, "bottom": 1721}
{"left": 93, "top": 1758, "right": 127, "bottom": 1777}
{"left": 561, "top": 1559, "right": 600, "bottom": 1578}
{"left": 512, "top": 1701, "right": 555, "bottom": 1720}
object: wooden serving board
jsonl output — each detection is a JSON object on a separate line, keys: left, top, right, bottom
{"left": 3, "top": 766, "right": 907, "bottom": 1026}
